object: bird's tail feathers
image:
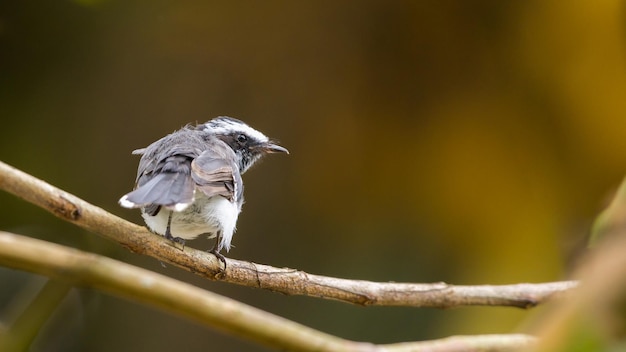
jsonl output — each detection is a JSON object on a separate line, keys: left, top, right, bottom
{"left": 118, "top": 172, "right": 195, "bottom": 212}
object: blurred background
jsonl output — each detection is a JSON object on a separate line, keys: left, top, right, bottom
{"left": 1, "top": 1, "right": 626, "bottom": 351}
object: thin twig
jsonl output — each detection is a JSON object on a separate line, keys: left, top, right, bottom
{"left": 0, "top": 160, "right": 577, "bottom": 308}
{"left": 0, "top": 231, "right": 536, "bottom": 352}
{"left": 380, "top": 334, "right": 536, "bottom": 352}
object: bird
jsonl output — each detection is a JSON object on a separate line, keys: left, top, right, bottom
{"left": 119, "top": 116, "right": 288, "bottom": 266}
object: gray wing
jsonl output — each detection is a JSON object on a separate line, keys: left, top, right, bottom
{"left": 191, "top": 148, "right": 242, "bottom": 203}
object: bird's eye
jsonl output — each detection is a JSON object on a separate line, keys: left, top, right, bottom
{"left": 236, "top": 134, "right": 247, "bottom": 143}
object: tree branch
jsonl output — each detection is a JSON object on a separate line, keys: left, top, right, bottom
{"left": 379, "top": 334, "right": 536, "bottom": 351}
{"left": 0, "top": 160, "right": 576, "bottom": 308}
{"left": 0, "top": 230, "right": 536, "bottom": 352}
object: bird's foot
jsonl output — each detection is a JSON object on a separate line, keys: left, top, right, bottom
{"left": 208, "top": 247, "right": 227, "bottom": 277}
{"left": 164, "top": 231, "right": 186, "bottom": 250}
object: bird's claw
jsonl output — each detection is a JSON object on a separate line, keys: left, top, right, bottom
{"left": 164, "top": 231, "right": 186, "bottom": 250}
{"left": 208, "top": 248, "right": 227, "bottom": 277}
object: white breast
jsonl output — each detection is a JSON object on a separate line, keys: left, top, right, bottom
{"left": 142, "top": 192, "right": 241, "bottom": 252}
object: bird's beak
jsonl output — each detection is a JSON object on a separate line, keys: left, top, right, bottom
{"left": 263, "top": 142, "right": 289, "bottom": 154}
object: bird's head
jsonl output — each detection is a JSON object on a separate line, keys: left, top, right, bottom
{"left": 200, "top": 116, "right": 288, "bottom": 173}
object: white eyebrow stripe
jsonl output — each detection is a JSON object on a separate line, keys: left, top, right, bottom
{"left": 203, "top": 118, "right": 270, "bottom": 143}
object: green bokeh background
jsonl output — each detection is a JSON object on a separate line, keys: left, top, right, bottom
{"left": 1, "top": 1, "right": 626, "bottom": 351}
